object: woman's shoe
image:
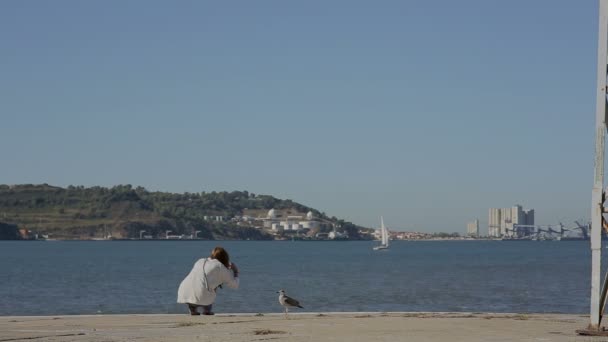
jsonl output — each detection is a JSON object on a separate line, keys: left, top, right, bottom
{"left": 187, "top": 304, "right": 200, "bottom": 315}
{"left": 201, "top": 304, "right": 213, "bottom": 315}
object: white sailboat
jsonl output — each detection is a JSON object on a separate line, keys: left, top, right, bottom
{"left": 373, "top": 216, "right": 390, "bottom": 250}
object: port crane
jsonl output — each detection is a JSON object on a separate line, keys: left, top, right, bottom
{"left": 574, "top": 221, "right": 590, "bottom": 240}
{"left": 547, "top": 222, "right": 566, "bottom": 237}
{"left": 505, "top": 222, "right": 590, "bottom": 240}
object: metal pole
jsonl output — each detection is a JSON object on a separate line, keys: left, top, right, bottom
{"left": 590, "top": 0, "right": 608, "bottom": 330}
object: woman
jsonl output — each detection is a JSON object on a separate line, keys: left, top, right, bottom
{"left": 177, "top": 246, "right": 239, "bottom": 315}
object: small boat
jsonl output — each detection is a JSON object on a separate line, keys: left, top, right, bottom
{"left": 373, "top": 216, "right": 390, "bottom": 251}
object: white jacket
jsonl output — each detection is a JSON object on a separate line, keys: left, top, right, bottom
{"left": 177, "top": 258, "right": 239, "bottom": 305}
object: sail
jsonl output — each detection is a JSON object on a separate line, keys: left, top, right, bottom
{"left": 373, "top": 216, "right": 390, "bottom": 250}
{"left": 381, "top": 216, "right": 389, "bottom": 246}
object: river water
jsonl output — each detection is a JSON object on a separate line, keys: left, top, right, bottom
{"left": 0, "top": 240, "right": 595, "bottom": 315}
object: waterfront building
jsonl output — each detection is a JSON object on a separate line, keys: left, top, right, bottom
{"left": 265, "top": 209, "right": 320, "bottom": 232}
{"left": 488, "top": 205, "right": 534, "bottom": 237}
{"left": 466, "top": 219, "right": 479, "bottom": 237}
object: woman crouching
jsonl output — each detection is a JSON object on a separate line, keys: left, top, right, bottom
{"left": 177, "top": 246, "right": 239, "bottom": 315}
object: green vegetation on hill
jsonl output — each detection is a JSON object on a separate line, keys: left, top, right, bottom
{"left": 0, "top": 184, "right": 369, "bottom": 240}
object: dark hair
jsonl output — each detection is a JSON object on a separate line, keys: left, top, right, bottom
{"left": 210, "top": 246, "right": 230, "bottom": 268}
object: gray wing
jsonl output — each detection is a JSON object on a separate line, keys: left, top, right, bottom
{"left": 285, "top": 295, "right": 303, "bottom": 308}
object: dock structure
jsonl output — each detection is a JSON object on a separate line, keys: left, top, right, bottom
{"left": 578, "top": 0, "right": 608, "bottom": 335}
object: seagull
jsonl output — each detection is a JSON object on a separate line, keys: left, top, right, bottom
{"left": 277, "top": 289, "right": 303, "bottom": 318}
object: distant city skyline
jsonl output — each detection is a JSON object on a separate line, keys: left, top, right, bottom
{"left": 0, "top": 1, "right": 598, "bottom": 232}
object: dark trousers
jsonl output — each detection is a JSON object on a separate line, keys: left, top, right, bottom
{"left": 187, "top": 303, "right": 212, "bottom": 315}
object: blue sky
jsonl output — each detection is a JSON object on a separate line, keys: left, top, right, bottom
{"left": 0, "top": 1, "right": 599, "bottom": 232}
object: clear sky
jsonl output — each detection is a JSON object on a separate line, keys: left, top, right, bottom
{"left": 0, "top": 1, "right": 600, "bottom": 232}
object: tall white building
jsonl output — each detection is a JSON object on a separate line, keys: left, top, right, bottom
{"left": 467, "top": 219, "right": 479, "bottom": 237}
{"left": 488, "top": 205, "right": 535, "bottom": 237}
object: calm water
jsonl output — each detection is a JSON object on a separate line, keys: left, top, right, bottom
{"left": 0, "top": 240, "right": 597, "bottom": 315}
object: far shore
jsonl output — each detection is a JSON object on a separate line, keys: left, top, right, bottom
{"left": 0, "top": 237, "right": 580, "bottom": 242}
{"left": 0, "top": 312, "right": 601, "bottom": 342}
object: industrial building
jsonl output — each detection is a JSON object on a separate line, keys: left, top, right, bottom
{"left": 263, "top": 209, "right": 321, "bottom": 232}
{"left": 488, "top": 205, "right": 534, "bottom": 237}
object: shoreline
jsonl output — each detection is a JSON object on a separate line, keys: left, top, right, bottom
{"left": 0, "top": 238, "right": 586, "bottom": 242}
{"left": 0, "top": 312, "right": 600, "bottom": 341}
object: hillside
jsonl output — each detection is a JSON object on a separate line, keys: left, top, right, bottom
{"left": 0, "top": 184, "right": 370, "bottom": 240}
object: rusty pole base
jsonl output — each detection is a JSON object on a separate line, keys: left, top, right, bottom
{"left": 576, "top": 325, "right": 608, "bottom": 336}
